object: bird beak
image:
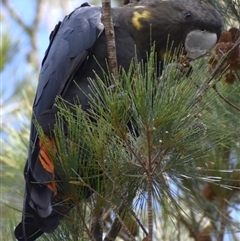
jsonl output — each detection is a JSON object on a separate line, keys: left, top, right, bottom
{"left": 184, "top": 30, "right": 218, "bottom": 60}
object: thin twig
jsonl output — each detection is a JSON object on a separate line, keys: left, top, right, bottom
{"left": 3, "top": 0, "right": 32, "bottom": 34}
{"left": 76, "top": 175, "right": 136, "bottom": 240}
{"left": 178, "top": 215, "right": 199, "bottom": 240}
{"left": 146, "top": 127, "right": 153, "bottom": 241}
{"left": 213, "top": 85, "right": 240, "bottom": 111}
{"left": 189, "top": 37, "right": 240, "bottom": 110}
{"left": 30, "top": 0, "right": 45, "bottom": 71}
{"left": 75, "top": 202, "right": 96, "bottom": 241}
{"left": 3, "top": 0, "right": 44, "bottom": 71}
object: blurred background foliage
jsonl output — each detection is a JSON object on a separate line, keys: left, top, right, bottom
{"left": 1, "top": 0, "right": 239, "bottom": 240}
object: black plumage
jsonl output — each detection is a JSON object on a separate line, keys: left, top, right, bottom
{"left": 15, "top": 1, "right": 223, "bottom": 240}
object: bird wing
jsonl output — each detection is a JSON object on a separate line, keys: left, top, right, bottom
{"left": 27, "top": 5, "right": 103, "bottom": 172}
{"left": 24, "top": 3, "right": 103, "bottom": 223}
{"left": 14, "top": 6, "right": 104, "bottom": 241}
{"left": 34, "top": 5, "right": 103, "bottom": 111}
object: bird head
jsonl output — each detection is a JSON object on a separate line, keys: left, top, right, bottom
{"left": 125, "top": 0, "right": 223, "bottom": 61}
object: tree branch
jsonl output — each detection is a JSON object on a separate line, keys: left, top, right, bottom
{"left": 101, "top": 0, "right": 118, "bottom": 84}
{"left": 2, "top": 0, "right": 32, "bottom": 34}
{"left": 3, "top": 0, "right": 45, "bottom": 72}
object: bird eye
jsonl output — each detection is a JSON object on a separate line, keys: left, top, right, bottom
{"left": 184, "top": 12, "right": 192, "bottom": 20}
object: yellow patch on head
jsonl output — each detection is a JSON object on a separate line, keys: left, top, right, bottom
{"left": 132, "top": 11, "right": 151, "bottom": 30}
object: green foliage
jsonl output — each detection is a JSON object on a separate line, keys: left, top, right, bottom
{"left": 1, "top": 85, "right": 34, "bottom": 238}
{"left": 34, "top": 49, "right": 240, "bottom": 240}
{"left": 1, "top": 209, "right": 20, "bottom": 241}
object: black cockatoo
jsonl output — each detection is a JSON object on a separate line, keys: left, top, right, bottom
{"left": 15, "top": 1, "right": 223, "bottom": 240}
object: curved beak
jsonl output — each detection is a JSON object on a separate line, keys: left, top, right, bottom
{"left": 185, "top": 30, "right": 218, "bottom": 60}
